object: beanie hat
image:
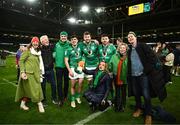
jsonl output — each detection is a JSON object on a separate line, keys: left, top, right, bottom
{"left": 31, "top": 37, "right": 39, "bottom": 44}
{"left": 60, "top": 31, "right": 68, "bottom": 36}
{"left": 128, "top": 31, "right": 136, "bottom": 37}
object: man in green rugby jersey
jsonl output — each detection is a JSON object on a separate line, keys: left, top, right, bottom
{"left": 80, "top": 31, "right": 99, "bottom": 84}
{"left": 98, "top": 34, "right": 116, "bottom": 102}
{"left": 65, "top": 35, "right": 84, "bottom": 108}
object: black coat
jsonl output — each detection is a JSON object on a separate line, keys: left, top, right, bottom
{"left": 41, "top": 44, "right": 54, "bottom": 70}
{"left": 127, "top": 43, "right": 167, "bottom": 102}
{"left": 83, "top": 69, "right": 111, "bottom": 104}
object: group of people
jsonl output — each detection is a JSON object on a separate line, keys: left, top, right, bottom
{"left": 15, "top": 31, "right": 168, "bottom": 125}
{"left": 153, "top": 42, "right": 180, "bottom": 84}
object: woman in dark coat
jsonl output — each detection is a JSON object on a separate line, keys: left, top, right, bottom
{"left": 127, "top": 31, "right": 167, "bottom": 125}
{"left": 83, "top": 61, "right": 111, "bottom": 112}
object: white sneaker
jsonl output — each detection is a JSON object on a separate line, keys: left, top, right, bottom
{"left": 20, "top": 105, "right": 29, "bottom": 111}
{"left": 38, "top": 102, "right": 45, "bottom": 113}
{"left": 52, "top": 100, "right": 58, "bottom": 105}
{"left": 76, "top": 98, "right": 81, "bottom": 104}
{"left": 71, "top": 101, "right": 76, "bottom": 108}
{"left": 20, "top": 100, "right": 29, "bottom": 111}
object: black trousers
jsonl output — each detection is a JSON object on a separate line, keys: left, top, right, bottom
{"left": 56, "top": 67, "right": 69, "bottom": 101}
{"left": 113, "top": 75, "right": 127, "bottom": 111}
{"left": 163, "top": 65, "right": 172, "bottom": 83}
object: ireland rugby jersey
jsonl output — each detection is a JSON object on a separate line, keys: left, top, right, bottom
{"left": 98, "top": 43, "right": 116, "bottom": 63}
{"left": 65, "top": 44, "right": 83, "bottom": 68}
{"left": 80, "top": 41, "right": 99, "bottom": 68}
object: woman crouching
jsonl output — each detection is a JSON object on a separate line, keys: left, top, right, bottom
{"left": 83, "top": 61, "right": 111, "bottom": 112}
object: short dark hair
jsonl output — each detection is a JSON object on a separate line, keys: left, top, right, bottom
{"left": 116, "top": 37, "right": 123, "bottom": 42}
{"left": 83, "top": 31, "right": 91, "bottom": 36}
{"left": 71, "top": 35, "right": 78, "bottom": 39}
{"left": 101, "top": 34, "right": 109, "bottom": 38}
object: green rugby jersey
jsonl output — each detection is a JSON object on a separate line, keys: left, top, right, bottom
{"left": 65, "top": 44, "right": 83, "bottom": 68}
{"left": 79, "top": 41, "right": 99, "bottom": 68}
{"left": 98, "top": 43, "right": 116, "bottom": 63}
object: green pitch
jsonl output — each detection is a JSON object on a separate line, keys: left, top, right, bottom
{"left": 0, "top": 56, "right": 179, "bottom": 124}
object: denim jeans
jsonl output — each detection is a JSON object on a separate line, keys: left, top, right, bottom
{"left": 55, "top": 67, "right": 69, "bottom": 101}
{"left": 41, "top": 69, "right": 57, "bottom": 101}
{"left": 131, "top": 74, "right": 152, "bottom": 115}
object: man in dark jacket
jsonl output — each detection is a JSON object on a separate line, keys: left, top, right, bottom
{"left": 127, "top": 31, "right": 167, "bottom": 125}
{"left": 40, "top": 35, "right": 57, "bottom": 105}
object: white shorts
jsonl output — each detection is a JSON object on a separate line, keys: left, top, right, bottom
{"left": 69, "top": 68, "right": 84, "bottom": 80}
{"left": 84, "top": 67, "right": 97, "bottom": 79}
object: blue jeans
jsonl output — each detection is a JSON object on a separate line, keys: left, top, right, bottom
{"left": 131, "top": 74, "right": 152, "bottom": 115}
{"left": 56, "top": 67, "right": 69, "bottom": 101}
{"left": 41, "top": 69, "right": 57, "bottom": 101}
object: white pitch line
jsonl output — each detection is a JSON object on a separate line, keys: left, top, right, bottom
{"left": 2, "top": 78, "right": 17, "bottom": 87}
{"left": 74, "top": 106, "right": 111, "bottom": 125}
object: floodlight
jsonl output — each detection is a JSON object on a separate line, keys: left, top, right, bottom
{"left": 80, "top": 5, "right": 89, "bottom": 13}
{"left": 27, "top": 0, "right": 36, "bottom": 3}
{"left": 95, "top": 7, "right": 104, "bottom": 13}
{"left": 68, "top": 17, "right": 76, "bottom": 23}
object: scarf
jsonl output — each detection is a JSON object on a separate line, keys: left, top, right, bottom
{"left": 93, "top": 70, "right": 105, "bottom": 88}
{"left": 30, "top": 47, "right": 45, "bottom": 82}
{"left": 116, "top": 54, "right": 127, "bottom": 86}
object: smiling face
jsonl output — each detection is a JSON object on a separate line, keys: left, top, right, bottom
{"left": 119, "top": 44, "right": 127, "bottom": 55}
{"left": 71, "top": 37, "right": 78, "bottom": 46}
{"left": 41, "top": 36, "right": 49, "bottom": 46}
{"left": 99, "top": 62, "right": 106, "bottom": 71}
{"left": 84, "top": 34, "right": 91, "bottom": 43}
{"left": 32, "top": 42, "right": 39, "bottom": 49}
{"left": 101, "top": 36, "right": 109, "bottom": 45}
{"left": 128, "top": 33, "right": 137, "bottom": 47}
{"left": 60, "top": 35, "right": 68, "bottom": 42}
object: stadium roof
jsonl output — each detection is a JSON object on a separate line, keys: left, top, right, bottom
{"left": 0, "top": 0, "right": 180, "bottom": 43}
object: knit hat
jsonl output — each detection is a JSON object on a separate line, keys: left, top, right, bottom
{"left": 60, "top": 31, "right": 68, "bottom": 36}
{"left": 31, "top": 37, "right": 39, "bottom": 44}
{"left": 128, "top": 31, "right": 136, "bottom": 37}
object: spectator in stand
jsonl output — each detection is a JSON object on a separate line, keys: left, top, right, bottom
{"left": 15, "top": 37, "right": 45, "bottom": 113}
{"left": 40, "top": 35, "right": 58, "bottom": 106}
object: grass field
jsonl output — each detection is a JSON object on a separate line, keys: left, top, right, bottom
{"left": 0, "top": 56, "right": 179, "bottom": 124}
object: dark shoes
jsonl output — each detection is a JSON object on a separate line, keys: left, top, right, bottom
{"left": 58, "top": 101, "right": 64, "bottom": 107}
{"left": 91, "top": 105, "right": 97, "bottom": 112}
{"left": 115, "top": 107, "right": 124, "bottom": 112}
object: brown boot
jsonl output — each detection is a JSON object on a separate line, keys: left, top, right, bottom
{"left": 144, "top": 115, "right": 152, "bottom": 125}
{"left": 133, "top": 108, "right": 142, "bottom": 117}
